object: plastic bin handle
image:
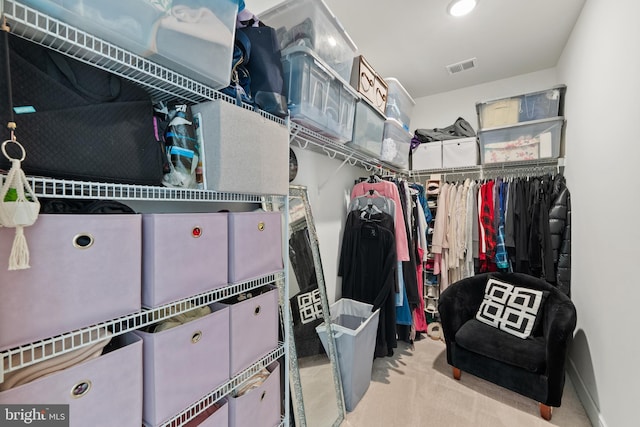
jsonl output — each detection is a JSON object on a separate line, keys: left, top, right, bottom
{"left": 312, "top": 58, "right": 336, "bottom": 81}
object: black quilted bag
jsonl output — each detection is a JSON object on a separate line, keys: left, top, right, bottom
{"left": 0, "top": 32, "right": 164, "bottom": 185}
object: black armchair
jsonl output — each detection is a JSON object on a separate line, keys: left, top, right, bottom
{"left": 438, "top": 272, "right": 577, "bottom": 420}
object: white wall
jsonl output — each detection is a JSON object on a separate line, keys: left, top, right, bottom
{"left": 555, "top": 1, "right": 640, "bottom": 426}
{"left": 411, "top": 68, "right": 558, "bottom": 133}
{"left": 289, "top": 146, "right": 365, "bottom": 304}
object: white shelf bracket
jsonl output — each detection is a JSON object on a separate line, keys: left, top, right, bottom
{"left": 321, "top": 146, "right": 338, "bottom": 160}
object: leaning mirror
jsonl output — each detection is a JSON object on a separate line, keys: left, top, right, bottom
{"left": 287, "top": 185, "right": 345, "bottom": 427}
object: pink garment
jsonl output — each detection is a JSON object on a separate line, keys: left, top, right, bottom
{"left": 351, "top": 181, "right": 410, "bottom": 261}
{"left": 413, "top": 247, "right": 428, "bottom": 333}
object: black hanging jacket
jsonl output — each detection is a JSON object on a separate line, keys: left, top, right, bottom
{"left": 548, "top": 174, "right": 571, "bottom": 297}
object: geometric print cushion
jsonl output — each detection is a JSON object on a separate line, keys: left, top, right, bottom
{"left": 475, "top": 278, "right": 544, "bottom": 339}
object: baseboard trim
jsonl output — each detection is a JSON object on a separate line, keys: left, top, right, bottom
{"left": 566, "top": 357, "right": 607, "bottom": 427}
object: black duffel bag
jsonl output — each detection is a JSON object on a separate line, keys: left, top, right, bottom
{"left": 414, "top": 117, "right": 476, "bottom": 143}
{"left": 0, "top": 32, "right": 165, "bottom": 186}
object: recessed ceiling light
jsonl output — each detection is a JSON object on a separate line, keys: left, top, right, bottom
{"left": 448, "top": 0, "right": 477, "bottom": 17}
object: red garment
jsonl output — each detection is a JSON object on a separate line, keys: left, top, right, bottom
{"left": 480, "top": 181, "right": 496, "bottom": 259}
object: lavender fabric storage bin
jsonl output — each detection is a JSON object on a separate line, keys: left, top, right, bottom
{"left": 195, "top": 399, "right": 229, "bottom": 427}
{"left": 0, "top": 333, "right": 143, "bottom": 427}
{"left": 228, "top": 212, "right": 283, "bottom": 283}
{"left": 0, "top": 214, "right": 141, "bottom": 351}
{"left": 134, "top": 305, "right": 230, "bottom": 427}
{"left": 228, "top": 362, "right": 281, "bottom": 427}
{"left": 216, "top": 286, "right": 279, "bottom": 376}
{"left": 142, "top": 213, "right": 228, "bottom": 308}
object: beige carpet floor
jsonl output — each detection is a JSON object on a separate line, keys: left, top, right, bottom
{"left": 342, "top": 336, "right": 592, "bottom": 427}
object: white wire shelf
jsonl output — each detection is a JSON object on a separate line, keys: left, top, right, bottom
{"left": 409, "top": 157, "right": 565, "bottom": 181}
{"left": 0, "top": 271, "right": 285, "bottom": 382}
{"left": 159, "top": 344, "right": 285, "bottom": 427}
{"left": 0, "top": 175, "right": 287, "bottom": 204}
{"left": 290, "top": 123, "right": 408, "bottom": 176}
{"left": 2, "top": 0, "right": 285, "bottom": 125}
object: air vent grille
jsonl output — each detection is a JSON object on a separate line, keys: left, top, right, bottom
{"left": 446, "top": 58, "right": 477, "bottom": 74}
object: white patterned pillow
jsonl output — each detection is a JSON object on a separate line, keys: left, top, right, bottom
{"left": 475, "top": 278, "right": 545, "bottom": 339}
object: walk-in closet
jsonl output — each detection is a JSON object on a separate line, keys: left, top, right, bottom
{"left": 1, "top": 0, "right": 637, "bottom": 426}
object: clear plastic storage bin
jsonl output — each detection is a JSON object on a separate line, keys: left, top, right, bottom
{"left": 476, "top": 85, "right": 566, "bottom": 129}
{"left": 347, "top": 97, "right": 385, "bottom": 158}
{"left": 20, "top": 0, "right": 239, "bottom": 89}
{"left": 259, "top": 0, "right": 358, "bottom": 83}
{"left": 479, "top": 117, "right": 564, "bottom": 164}
{"left": 381, "top": 118, "right": 412, "bottom": 169}
{"left": 281, "top": 46, "right": 358, "bottom": 143}
{"left": 384, "top": 78, "right": 415, "bottom": 132}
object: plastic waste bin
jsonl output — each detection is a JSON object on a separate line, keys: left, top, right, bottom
{"left": 316, "top": 298, "right": 380, "bottom": 411}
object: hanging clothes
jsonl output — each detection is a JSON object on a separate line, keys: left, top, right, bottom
{"left": 351, "top": 180, "right": 410, "bottom": 262}
{"left": 338, "top": 209, "right": 397, "bottom": 358}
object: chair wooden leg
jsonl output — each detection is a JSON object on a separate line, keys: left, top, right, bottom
{"left": 452, "top": 367, "right": 461, "bottom": 380}
{"left": 539, "top": 403, "right": 552, "bottom": 421}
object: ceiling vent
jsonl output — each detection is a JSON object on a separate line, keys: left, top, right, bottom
{"left": 446, "top": 58, "right": 477, "bottom": 75}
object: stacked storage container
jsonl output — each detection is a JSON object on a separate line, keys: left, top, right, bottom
{"left": 347, "top": 94, "right": 387, "bottom": 158}
{"left": 260, "top": 0, "right": 359, "bottom": 143}
{"left": 385, "top": 78, "right": 415, "bottom": 132}
{"left": 382, "top": 78, "right": 415, "bottom": 169}
{"left": 346, "top": 56, "right": 387, "bottom": 158}
{"left": 476, "top": 85, "right": 566, "bottom": 164}
{"left": 19, "top": 0, "right": 239, "bottom": 89}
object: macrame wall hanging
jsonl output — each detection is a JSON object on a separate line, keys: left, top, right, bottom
{"left": 0, "top": 140, "right": 40, "bottom": 270}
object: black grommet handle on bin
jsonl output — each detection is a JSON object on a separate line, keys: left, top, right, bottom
{"left": 254, "top": 305, "right": 261, "bottom": 316}
{"left": 191, "top": 331, "right": 202, "bottom": 344}
{"left": 71, "top": 380, "right": 92, "bottom": 398}
{"left": 73, "top": 233, "right": 94, "bottom": 249}
{"left": 261, "top": 390, "right": 267, "bottom": 401}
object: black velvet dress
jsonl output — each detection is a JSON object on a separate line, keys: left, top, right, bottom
{"left": 339, "top": 210, "right": 397, "bottom": 357}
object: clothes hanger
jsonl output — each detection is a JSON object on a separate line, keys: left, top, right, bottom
{"left": 366, "top": 188, "right": 383, "bottom": 198}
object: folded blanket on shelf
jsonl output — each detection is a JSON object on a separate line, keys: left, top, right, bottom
{"left": 146, "top": 304, "right": 212, "bottom": 333}
{"left": 1, "top": 328, "right": 112, "bottom": 391}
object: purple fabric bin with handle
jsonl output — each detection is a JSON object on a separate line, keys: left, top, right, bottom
{"left": 190, "top": 398, "right": 229, "bottom": 427}
{"left": 134, "top": 304, "right": 230, "bottom": 427}
{"left": 0, "top": 333, "right": 143, "bottom": 427}
{"left": 0, "top": 214, "right": 142, "bottom": 352}
{"left": 228, "top": 361, "right": 281, "bottom": 427}
{"left": 215, "top": 285, "right": 279, "bottom": 376}
{"left": 228, "top": 211, "right": 283, "bottom": 283}
{"left": 142, "top": 213, "right": 228, "bottom": 308}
